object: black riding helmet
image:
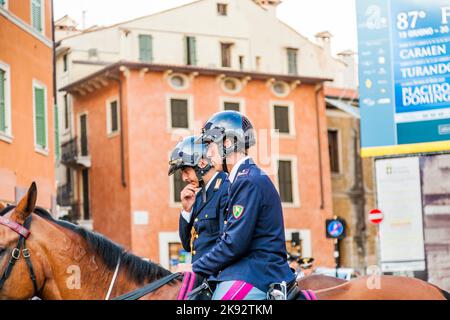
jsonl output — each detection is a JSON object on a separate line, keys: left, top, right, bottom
{"left": 196, "top": 111, "right": 256, "bottom": 173}
{"left": 168, "top": 135, "right": 212, "bottom": 187}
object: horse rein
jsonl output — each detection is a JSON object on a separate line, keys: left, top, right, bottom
{"left": 0, "top": 207, "right": 39, "bottom": 297}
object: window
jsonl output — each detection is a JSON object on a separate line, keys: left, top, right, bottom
{"left": 33, "top": 82, "right": 47, "bottom": 151}
{"left": 255, "top": 56, "right": 261, "bottom": 71}
{"left": 0, "top": 63, "right": 11, "bottom": 140}
{"left": 278, "top": 160, "right": 294, "bottom": 203}
{"left": 139, "top": 35, "right": 153, "bottom": 62}
{"left": 221, "top": 77, "right": 242, "bottom": 94}
{"left": 274, "top": 105, "right": 290, "bottom": 134}
{"left": 79, "top": 114, "right": 88, "bottom": 156}
{"left": 186, "top": 36, "right": 197, "bottom": 66}
{"left": 106, "top": 100, "right": 120, "bottom": 135}
{"left": 328, "top": 130, "right": 340, "bottom": 173}
{"left": 173, "top": 170, "right": 185, "bottom": 203}
{"left": 0, "top": 0, "right": 8, "bottom": 9}
{"left": 63, "top": 94, "right": 69, "bottom": 130}
{"left": 217, "top": 3, "right": 228, "bottom": 16}
{"left": 88, "top": 48, "right": 98, "bottom": 59}
{"left": 168, "top": 74, "right": 188, "bottom": 90}
{"left": 272, "top": 81, "right": 290, "bottom": 97}
{"left": 224, "top": 102, "right": 240, "bottom": 112}
{"left": 0, "top": 68, "right": 7, "bottom": 134}
{"left": 221, "top": 43, "right": 233, "bottom": 68}
{"left": 170, "top": 99, "right": 189, "bottom": 129}
{"left": 63, "top": 54, "right": 68, "bottom": 72}
{"left": 287, "top": 48, "right": 298, "bottom": 75}
{"left": 31, "top": 0, "right": 43, "bottom": 33}
{"left": 239, "top": 56, "right": 244, "bottom": 71}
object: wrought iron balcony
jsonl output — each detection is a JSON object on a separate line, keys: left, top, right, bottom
{"left": 57, "top": 184, "right": 73, "bottom": 207}
{"left": 60, "top": 137, "right": 91, "bottom": 168}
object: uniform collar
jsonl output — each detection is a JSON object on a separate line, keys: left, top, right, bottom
{"left": 229, "top": 156, "right": 252, "bottom": 183}
{"left": 204, "top": 172, "right": 219, "bottom": 192}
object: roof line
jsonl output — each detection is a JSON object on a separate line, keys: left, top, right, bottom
{"left": 60, "top": 60, "right": 333, "bottom": 93}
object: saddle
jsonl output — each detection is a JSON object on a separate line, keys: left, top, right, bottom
{"left": 177, "top": 272, "right": 213, "bottom": 300}
{"left": 268, "top": 280, "right": 318, "bottom": 300}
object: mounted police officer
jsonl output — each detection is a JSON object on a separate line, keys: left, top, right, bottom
{"left": 192, "top": 111, "right": 295, "bottom": 300}
{"left": 168, "top": 136, "right": 229, "bottom": 265}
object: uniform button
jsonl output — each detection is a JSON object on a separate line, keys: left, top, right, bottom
{"left": 195, "top": 234, "right": 199, "bottom": 239}
{"left": 205, "top": 214, "right": 208, "bottom": 218}
{"left": 224, "top": 220, "right": 228, "bottom": 225}
{"left": 195, "top": 218, "right": 199, "bottom": 222}
{"left": 192, "top": 250, "right": 196, "bottom": 255}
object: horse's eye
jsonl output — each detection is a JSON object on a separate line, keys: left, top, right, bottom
{"left": 0, "top": 247, "right": 6, "bottom": 257}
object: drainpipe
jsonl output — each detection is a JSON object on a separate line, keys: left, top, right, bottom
{"left": 315, "top": 83, "right": 325, "bottom": 210}
{"left": 109, "top": 75, "right": 127, "bottom": 188}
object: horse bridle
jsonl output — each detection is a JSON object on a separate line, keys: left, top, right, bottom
{"left": 0, "top": 206, "right": 39, "bottom": 296}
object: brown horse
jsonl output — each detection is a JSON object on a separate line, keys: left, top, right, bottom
{"left": 0, "top": 183, "right": 448, "bottom": 300}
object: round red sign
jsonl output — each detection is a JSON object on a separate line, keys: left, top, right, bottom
{"left": 369, "top": 209, "right": 384, "bottom": 224}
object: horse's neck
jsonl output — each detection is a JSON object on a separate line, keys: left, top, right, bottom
{"left": 35, "top": 219, "right": 178, "bottom": 300}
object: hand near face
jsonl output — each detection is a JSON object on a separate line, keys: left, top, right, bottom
{"left": 181, "top": 184, "right": 198, "bottom": 212}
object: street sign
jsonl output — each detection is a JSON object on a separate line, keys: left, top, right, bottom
{"left": 356, "top": 0, "right": 450, "bottom": 157}
{"left": 326, "top": 218, "right": 346, "bottom": 239}
{"left": 369, "top": 208, "right": 384, "bottom": 224}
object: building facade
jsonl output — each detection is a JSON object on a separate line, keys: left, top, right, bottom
{"left": 0, "top": 0, "right": 56, "bottom": 209}
{"left": 55, "top": 0, "right": 357, "bottom": 269}
{"left": 61, "top": 61, "right": 335, "bottom": 269}
{"left": 325, "top": 87, "right": 377, "bottom": 274}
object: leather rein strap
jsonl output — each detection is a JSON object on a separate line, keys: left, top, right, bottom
{"left": 112, "top": 272, "right": 182, "bottom": 300}
{"left": 0, "top": 206, "right": 39, "bottom": 296}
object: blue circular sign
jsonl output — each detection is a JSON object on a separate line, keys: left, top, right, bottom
{"left": 327, "top": 220, "right": 344, "bottom": 238}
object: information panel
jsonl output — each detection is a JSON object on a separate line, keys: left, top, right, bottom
{"left": 357, "top": 0, "right": 450, "bottom": 157}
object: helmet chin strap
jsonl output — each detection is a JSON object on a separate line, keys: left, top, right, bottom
{"left": 195, "top": 163, "right": 212, "bottom": 203}
{"left": 222, "top": 137, "right": 229, "bottom": 174}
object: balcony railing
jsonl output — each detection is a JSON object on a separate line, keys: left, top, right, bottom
{"left": 57, "top": 184, "right": 73, "bottom": 207}
{"left": 61, "top": 137, "right": 91, "bottom": 168}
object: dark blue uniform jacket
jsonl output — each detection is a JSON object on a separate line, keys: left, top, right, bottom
{"left": 192, "top": 159, "right": 295, "bottom": 292}
{"left": 179, "top": 172, "right": 229, "bottom": 263}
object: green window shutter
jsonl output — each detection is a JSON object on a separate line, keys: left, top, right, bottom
{"left": 186, "top": 37, "right": 197, "bottom": 66}
{"left": 35, "top": 87, "right": 46, "bottom": 148}
{"left": 54, "top": 103, "right": 60, "bottom": 160}
{"left": 287, "top": 49, "right": 298, "bottom": 75}
{"left": 139, "top": 35, "right": 153, "bottom": 62}
{"left": 278, "top": 160, "right": 293, "bottom": 203}
{"left": 32, "top": 0, "right": 43, "bottom": 32}
{"left": 0, "top": 69, "right": 5, "bottom": 132}
{"left": 0, "top": 0, "right": 6, "bottom": 7}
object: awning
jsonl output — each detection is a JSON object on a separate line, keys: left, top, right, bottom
{"left": 325, "top": 98, "right": 360, "bottom": 119}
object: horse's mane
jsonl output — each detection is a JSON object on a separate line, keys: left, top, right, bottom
{"left": 0, "top": 205, "right": 172, "bottom": 284}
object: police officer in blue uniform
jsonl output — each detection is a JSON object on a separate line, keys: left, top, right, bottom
{"left": 168, "top": 136, "right": 229, "bottom": 264}
{"left": 192, "top": 111, "right": 295, "bottom": 300}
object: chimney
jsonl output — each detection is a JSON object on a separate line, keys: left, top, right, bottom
{"left": 315, "top": 31, "right": 333, "bottom": 56}
{"left": 337, "top": 50, "right": 357, "bottom": 89}
{"left": 253, "top": 0, "right": 281, "bottom": 16}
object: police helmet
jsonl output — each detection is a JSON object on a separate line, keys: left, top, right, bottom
{"left": 197, "top": 111, "right": 256, "bottom": 159}
{"left": 168, "top": 136, "right": 211, "bottom": 177}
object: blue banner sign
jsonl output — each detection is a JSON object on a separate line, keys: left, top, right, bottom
{"left": 357, "top": 0, "right": 450, "bottom": 157}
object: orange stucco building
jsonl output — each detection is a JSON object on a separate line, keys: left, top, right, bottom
{"left": 0, "top": 0, "right": 55, "bottom": 209}
{"left": 61, "top": 61, "right": 335, "bottom": 269}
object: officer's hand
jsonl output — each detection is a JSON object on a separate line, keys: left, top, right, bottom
{"left": 181, "top": 185, "right": 197, "bottom": 212}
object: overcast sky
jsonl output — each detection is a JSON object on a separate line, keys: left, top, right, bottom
{"left": 54, "top": 0, "right": 358, "bottom": 55}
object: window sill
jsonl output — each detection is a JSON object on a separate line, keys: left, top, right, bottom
{"left": 35, "top": 146, "right": 49, "bottom": 156}
{"left": 271, "top": 131, "right": 296, "bottom": 139}
{"left": 282, "top": 202, "right": 301, "bottom": 209}
{"left": 107, "top": 131, "right": 120, "bottom": 138}
{"left": 0, "top": 133, "right": 13, "bottom": 144}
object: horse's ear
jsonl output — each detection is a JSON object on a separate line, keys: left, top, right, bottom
{"left": 11, "top": 182, "right": 37, "bottom": 224}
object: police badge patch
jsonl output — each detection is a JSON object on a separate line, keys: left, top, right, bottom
{"left": 233, "top": 205, "right": 244, "bottom": 219}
